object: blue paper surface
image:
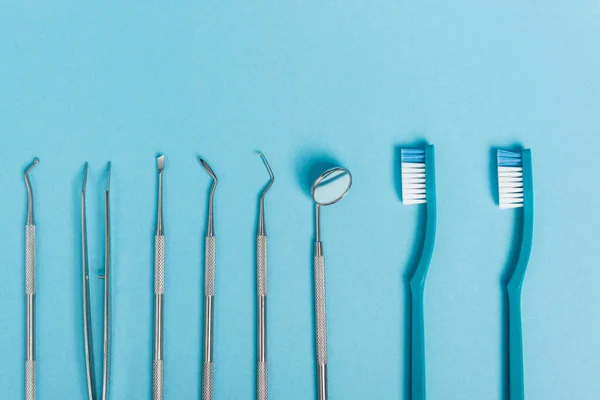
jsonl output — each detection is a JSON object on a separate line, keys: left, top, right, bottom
{"left": 1, "top": 2, "right": 600, "bottom": 399}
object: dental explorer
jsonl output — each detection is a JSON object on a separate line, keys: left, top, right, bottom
{"left": 153, "top": 155, "right": 166, "bottom": 400}
{"left": 24, "top": 157, "right": 39, "bottom": 400}
{"left": 81, "top": 162, "right": 112, "bottom": 400}
{"left": 199, "top": 157, "right": 217, "bottom": 400}
{"left": 256, "top": 153, "right": 274, "bottom": 400}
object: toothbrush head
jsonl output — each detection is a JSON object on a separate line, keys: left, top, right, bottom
{"left": 400, "top": 148, "right": 427, "bottom": 205}
{"left": 497, "top": 149, "right": 524, "bottom": 209}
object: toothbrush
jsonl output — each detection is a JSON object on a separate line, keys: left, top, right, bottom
{"left": 401, "top": 145, "right": 436, "bottom": 400}
{"left": 497, "top": 148, "right": 534, "bottom": 400}
{"left": 24, "top": 157, "right": 39, "bottom": 400}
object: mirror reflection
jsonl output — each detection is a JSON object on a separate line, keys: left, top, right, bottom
{"left": 312, "top": 167, "right": 352, "bottom": 206}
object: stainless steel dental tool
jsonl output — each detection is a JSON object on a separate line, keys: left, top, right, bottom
{"left": 81, "top": 162, "right": 112, "bottom": 400}
{"left": 199, "top": 157, "right": 217, "bottom": 400}
{"left": 24, "top": 157, "right": 39, "bottom": 400}
{"left": 256, "top": 153, "right": 274, "bottom": 400}
{"left": 310, "top": 167, "right": 352, "bottom": 400}
{"left": 153, "top": 155, "right": 166, "bottom": 400}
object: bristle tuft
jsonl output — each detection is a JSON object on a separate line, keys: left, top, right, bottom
{"left": 497, "top": 150, "right": 523, "bottom": 208}
{"left": 401, "top": 148, "right": 426, "bottom": 205}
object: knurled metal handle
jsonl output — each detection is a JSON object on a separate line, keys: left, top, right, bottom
{"left": 205, "top": 237, "right": 216, "bottom": 296}
{"left": 257, "top": 361, "right": 267, "bottom": 400}
{"left": 154, "top": 235, "right": 165, "bottom": 294}
{"left": 25, "top": 360, "right": 36, "bottom": 400}
{"left": 25, "top": 225, "right": 36, "bottom": 295}
{"left": 202, "top": 361, "right": 213, "bottom": 400}
{"left": 257, "top": 235, "right": 267, "bottom": 296}
{"left": 152, "top": 360, "right": 164, "bottom": 400}
{"left": 314, "top": 255, "right": 327, "bottom": 364}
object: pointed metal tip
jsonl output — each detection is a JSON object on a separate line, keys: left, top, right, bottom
{"left": 82, "top": 162, "right": 89, "bottom": 193}
{"left": 25, "top": 157, "right": 39, "bottom": 177}
{"left": 257, "top": 151, "right": 274, "bottom": 200}
{"left": 106, "top": 162, "right": 112, "bottom": 191}
{"left": 157, "top": 155, "right": 165, "bottom": 172}
{"left": 257, "top": 152, "right": 274, "bottom": 178}
{"left": 198, "top": 157, "right": 217, "bottom": 182}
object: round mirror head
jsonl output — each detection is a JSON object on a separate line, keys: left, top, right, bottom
{"left": 311, "top": 167, "right": 352, "bottom": 206}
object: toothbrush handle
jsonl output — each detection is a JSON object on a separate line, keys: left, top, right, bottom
{"left": 505, "top": 148, "right": 533, "bottom": 400}
{"left": 508, "top": 290, "right": 525, "bottom": 400}
{"left": 153, "top": 235, "right": 165, "bottom": 400}
{"left": 257, "top": 235, "right": 268, "bottom": 400}
{"left": 203, "top": 236, "right": 216, "bottom": 400}
{"left": 25, "top": 224, "right": 36, "bottom": 400}
{"left": 410, "top": 283, "right": 426, "bottom": 400}
{"left": 314, "top": 250, "right": 328, "bottom": 400}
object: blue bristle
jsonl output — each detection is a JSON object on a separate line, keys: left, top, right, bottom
{"left": 497, "top": 149, "right": 522, "bottom": 167}
{"left": 401, "top": 148, "right": 426, "bottom": 163}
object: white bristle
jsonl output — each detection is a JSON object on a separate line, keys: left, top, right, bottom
{"left": 498, "top": 165, "right": 523, "bottom": 208}
{"left": 401, "top": 162, "right": 426, "bottom": 205}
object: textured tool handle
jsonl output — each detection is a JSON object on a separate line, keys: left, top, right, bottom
{"left": 205, "top": 237, "right": 216, "bottom": 296}
{"left": 257, "top": 235, "right": 267, "bottom": 296}
{"left": 25, "top": 360, "right": 35, "bottom": 400}
{"left": 202, "top": 361, "right": 213, "bottom": 400}
{"left": 152, "top": 360, "right": 164, "bottom": 400}
{"left": 25, "top": 225, "right": 36, "bottom": 400}
{"left": 314, "top": 255, "right": 327, "bottom": 364}
{"left": 154, "top": 235, "right": 165, "bottom": 294}
{"left": 25, "top": 225, "right": 36, "bottom": 295}
{"left": 257, "top": 361, "right": 267, "bottom": 400}
{"left": 257, "top": 235, "right": 268, "bottom": 400}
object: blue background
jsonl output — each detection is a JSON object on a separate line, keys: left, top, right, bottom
{"left": 1, "top": 2, "right": 599, "bottom": 399}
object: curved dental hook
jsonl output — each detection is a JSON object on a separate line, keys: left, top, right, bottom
{"left": 198, "top": 157, "right": 218, "bottom": 237}
{"left": 257, "top": 152, "right": 274, "bottom": 235}
{"left": 257, "top": 152, "right": 274, "bottom": 202}
{"left": 24, "top": 157, "right": 39, "bottom": 225}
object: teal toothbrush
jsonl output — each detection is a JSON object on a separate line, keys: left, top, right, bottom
{"left": 401, "top": 144, "right": 436, "bottom": 400}
{"left": 497, "top": 149, "right": 534, "bottom": 400}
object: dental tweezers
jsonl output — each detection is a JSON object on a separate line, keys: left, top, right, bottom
{"left": 81, "top": 162, "right": 112, "bottom": 400}
{"left": 256, "top": 153, "right": 274, "bottom": 400}
{"left": 24, "top": 157, "right": 39, "bottom": 400}
{"left": 153, "top": 155, "right": 166, "bottom": 400}
{"left": 199, "top": 157, "right": 217, "bottom": 400}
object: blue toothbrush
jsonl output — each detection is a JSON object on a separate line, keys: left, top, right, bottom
{"left": 401, "top": 145, "right": 436, "bottom": 400}
{"left": 497, "top": 148, "right": 534, "bottom": 400}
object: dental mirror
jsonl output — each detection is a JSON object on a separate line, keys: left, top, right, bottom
{"left": 311, "top": 167, "right": 352, "bottom": 206}
{"left": 310, "top": 165, "right": 352, "bottom": 400}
